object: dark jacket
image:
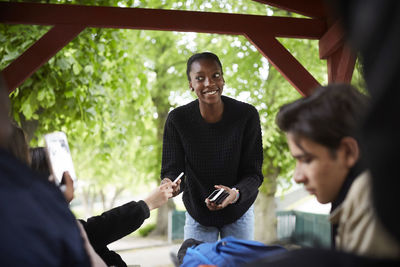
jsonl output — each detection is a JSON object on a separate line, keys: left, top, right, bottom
{"left": 80, "top": 200, "right": 150, "bottom": 267}
{"left": 0, "top": 149, "right": 90, "bottom": 266}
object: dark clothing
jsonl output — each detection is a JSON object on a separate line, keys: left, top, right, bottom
{"left": 161, "top": 96, "right": 263, "bottom": 227}
{"left": 80, "top": 200, "right": 150, "bottom": 267}
{"left": 334, "top": 0, "right": 400, "bottom": 245}
{"left": 0, "top": 149, "right": 90, "bottom": 266}
{"left": 247, "top": 1, "right": 400, "bottom": 265}
{"left": 245, "top": 248, "right": 400, "bottom": 267}
{"left": 330, "top": 162, "right": 364, "bottom": 248}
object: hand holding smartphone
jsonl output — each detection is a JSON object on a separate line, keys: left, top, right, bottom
{"left": 173, "top": 172, "right": 184, "bottom": 184}
{"left": 44, "top": 131, "right": 77, "bottom": 185}
{"left": 207, "top": 188, "right": 229, "bottom": 205}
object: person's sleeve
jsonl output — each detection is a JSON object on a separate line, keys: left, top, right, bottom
{"left": 234, "top": 106, "right": 264, "bottom": 202}
{"left": 161, "top": 112, "right": 186, "bottom": 186}
{"left": 80, "top": 200, "right": 150, "bottom": 247}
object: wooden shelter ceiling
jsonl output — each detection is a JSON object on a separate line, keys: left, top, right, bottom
{"left": 0, "top": 0, "right": 355, "bottom": 96}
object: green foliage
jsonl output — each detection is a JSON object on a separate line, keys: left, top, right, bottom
{"left": 137, "top": 223, "right": 156, "bottom": 237}
{"left": 1, "top": 0, "right": 334, "bottom": 210}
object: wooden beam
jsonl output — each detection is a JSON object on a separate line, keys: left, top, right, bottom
{"left": 252, "top": 0, "right": 327, "bottom": 18}
{"left": 336, "top": 45, "right": 356, "bottom": 83}
{"left": 0, "top": 2, "right": 325, "bottom": 39}
{"left": 319, "top": 21, "right": 345, "bottom": 59}
{"left": 327, "top": 44, "right": 356, "bottom": 83}
{"left": 0, "top": 2, "right": 330, "bottom": 93}
{"left": 245, "top": 31, "right": 320, "bottom": 96}
{"left": 327, "top": 49, "right": 340, "bottom": 83}
{"left": 2, "top": 25, "right": 85, "bottom": 92}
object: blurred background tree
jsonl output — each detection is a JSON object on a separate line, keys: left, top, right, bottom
{"left": 0, "top": 0, "right": 364, "bottom": 241}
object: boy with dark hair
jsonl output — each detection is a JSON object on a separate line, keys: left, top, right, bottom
{"left": 276, "top": 84, "right": 399, "bottom": 258}
{"left": 246, "top": 84, "right": 400, "bottom": 267}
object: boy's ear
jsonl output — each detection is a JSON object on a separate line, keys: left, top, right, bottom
{"left": 340, "top": 137, "right": 359, "bottom": 168}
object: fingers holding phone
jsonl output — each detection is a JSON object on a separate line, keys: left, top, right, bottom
{"left": 171, "top": 177, "right": 181, "bottom": 197}
{"left": 205, "top": 185, "right": 237, "bottom": 211}
{"left": 161, "top": 172, "right": 183, "bottom": 198}
{"left": 144, "top": 182, "right": 173, "bottom": 210}
{"left": 60, "top": 171, "right": 74, "bottom": 203}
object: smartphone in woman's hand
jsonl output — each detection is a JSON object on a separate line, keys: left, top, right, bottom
{"left": 207, "top": 188, "right": 229, "bottom": 205}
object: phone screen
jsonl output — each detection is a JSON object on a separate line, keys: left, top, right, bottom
{"left": 207, "top": 188, "right": 224, "bottom": 202}
{"left": 44, "top": 131, "right": 77, "bottom": 184}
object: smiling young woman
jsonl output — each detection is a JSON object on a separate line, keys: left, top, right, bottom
{"left": 160, "top": 52, "right": 264, "bottom": 243}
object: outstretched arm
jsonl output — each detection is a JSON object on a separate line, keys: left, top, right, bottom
{"left": 144, "top": 182, "right": 173, "bottom": 210}
{"left": 81, "top": 183, "right": 172, "bottom": 247}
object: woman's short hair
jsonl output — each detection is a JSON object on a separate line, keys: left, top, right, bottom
{"left": 276, "top": 83, "right": 369, "bottom": 151}
{"left": 186, "top": 52, "right": 223, "bottom": 81}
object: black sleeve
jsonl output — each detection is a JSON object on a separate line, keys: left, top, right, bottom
{"left": 234, "top": 106, "right": 264, "bottom": 202}
{"left": 79, "top": 200, "right": 150, "bottom": 247}
{"left": 161, "top": 112, "right": 186, "bottom": 182}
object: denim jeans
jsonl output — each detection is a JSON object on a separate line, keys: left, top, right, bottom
{"left": 183, "top": 205, "right": 254, "bottom": 242}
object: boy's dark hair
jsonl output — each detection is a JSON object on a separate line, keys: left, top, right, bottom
{"left": 7, "top": 123, "right": 31, "bottom": 165}
{"left": 276, "top": 83, "right": 369, "bottom": 151}
{"left": 186, "top": 52, "right": 223, "bottom": 81}
{"left": 30, "top": 147, "right": 51, "bottom": 178}
{"left": 0, "top": 75, "right": 12, "bottom": 149}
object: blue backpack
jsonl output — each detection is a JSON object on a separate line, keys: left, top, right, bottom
{"left": 181, "top": 236, "right": 286, "bottom": 267}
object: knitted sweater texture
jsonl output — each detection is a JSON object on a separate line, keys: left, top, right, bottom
{"left": 161, "top": 96, "right": 263, "bottom": 227}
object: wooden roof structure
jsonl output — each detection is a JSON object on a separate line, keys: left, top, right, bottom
{"left": 0, "top": 0, "right": 355, "bottom": 96}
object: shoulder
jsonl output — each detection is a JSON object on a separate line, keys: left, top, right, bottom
{"left": 167, "top": 99, "right": 197, "bottom": 122}
{"left": 345, "top": 171, "right": 371, "bottom": 204}
{"left": 223, "top": 96, "right": 259, "bottom": 119}
{"left": 331, "top": 171, "right": 371, "bottom": 220}
{"left": 223, "top": 96, "right": 258, "bottom": 113}
{"left": 332, "top": 171, "right": 400, "bottom": 257}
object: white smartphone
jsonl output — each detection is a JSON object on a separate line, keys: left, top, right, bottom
{"left": 44, "top": 131, "right": 77, "bottom": 185}
{"left": 207, "top": 188, "right": 224, "bottom": 202}
{"left": 173, "top": 172, "right": 184, "bottom": 184}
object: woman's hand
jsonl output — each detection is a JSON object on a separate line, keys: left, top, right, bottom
{"left": 161, "top": 177, "right": 181, "bottom": 197}
{"left": 205, "top": 185, "right": 238, "bottom": 211}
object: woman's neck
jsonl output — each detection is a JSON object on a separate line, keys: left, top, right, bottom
{"left": 199, "top": 100, "right": 224, "bottom": 123}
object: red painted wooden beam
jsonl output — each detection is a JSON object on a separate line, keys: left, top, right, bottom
{"left": 252, "top": 0, "right": 327, "bottom": 18}
{"left": 0, "top": 2, "right": 325, "bottom": 39}
{"left": 327, "top": 45, "right": 356, "bottom": 83}
{"left": 320, "top": 21, "right": 356, "bottom": 83}
{"left": 336, "top": 45, "right": 356, "bottom": 83}
{"left": 2, "top": 25, "right": 85, "bottom": 92}
{"left": 245, "top": 31, "right": 320, "bottom": 96}
{"left": 319, "top": 21, "right": 345, "bottom": 59}
{"left": 0, "top": 2, "right": 329, "bottom": 93}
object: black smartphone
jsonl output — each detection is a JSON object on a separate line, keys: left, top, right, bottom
{"left": 214, "top": 190, "right": 229, "bottom": 205}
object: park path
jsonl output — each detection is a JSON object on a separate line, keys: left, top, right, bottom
{"left": 108, "top": 236, "right": 181, "bottom": 267}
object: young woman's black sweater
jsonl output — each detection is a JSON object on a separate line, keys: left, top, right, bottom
{"left": 161, "top": 96, "right": 264, "bottom": 227}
